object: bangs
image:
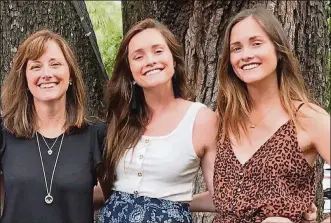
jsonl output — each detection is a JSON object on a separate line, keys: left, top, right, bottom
{"left": 24, "top": 37, "right": 51, "bottom": 61}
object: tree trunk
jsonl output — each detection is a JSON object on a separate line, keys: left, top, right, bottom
{"left": 0, "top": 0, "right": 108, "bottom": 118}
{"left": 122, "top": 0, "right": 328, "bottom": 222}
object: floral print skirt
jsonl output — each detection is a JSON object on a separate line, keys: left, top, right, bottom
{"left": 98, "top": 190, "right": 192, "bottom": 223}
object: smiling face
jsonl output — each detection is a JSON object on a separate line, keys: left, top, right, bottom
{"left": 127, "top": 28, "right": 175, "bottom": 89}
{"left": 229, "top": 16, "right": 278, "bottom": 85}
{"left": 26, "top": 40, "right": 70, "bottom": 104}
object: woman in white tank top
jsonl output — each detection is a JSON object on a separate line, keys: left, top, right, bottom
{"left": 97, "top": 18, "right": 218, "bottom": 223}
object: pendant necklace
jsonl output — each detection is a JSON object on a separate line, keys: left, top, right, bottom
{"left": 41, "top": 134, "right": 60, "bottom": 155}
{"left": 36, "top": 132, "right": 64, "bottom": 204}
{"left": 249, "top": 107, "right": 274, "bottom": 129}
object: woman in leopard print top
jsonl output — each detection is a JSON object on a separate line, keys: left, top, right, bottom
{"left": 213, "top": 8, "right": 330, "bottom": 223}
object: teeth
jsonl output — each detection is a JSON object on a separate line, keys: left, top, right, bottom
{"left": 39, "top": 83, "right": 57, "bottom": 89}
{"left": 243, "top": 64, "right": 259, "bottom": 70}
{"left": 145, "top": 69, "right": 162, "bottom": 76}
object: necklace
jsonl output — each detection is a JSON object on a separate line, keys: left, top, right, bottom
{"left": 36, "top": 132, "right": 64, "bottom": 204}
{"left": 248, "top": 107, "right": 274, "bottom": 129}
{"left": 40, "top": 134, "right": 60, "bottom": 155}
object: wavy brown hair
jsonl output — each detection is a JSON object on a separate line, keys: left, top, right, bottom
{"left": 217, "top": 8, "right": 313, "bottom": 142}
{"left": 102, "top": 18, "right": 191, "bottom": 197}
{"left": 1, "top": 29, "right": 87, "bottom": 138}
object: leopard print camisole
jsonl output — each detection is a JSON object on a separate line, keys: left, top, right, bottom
{"left": 213, "top": 119, "right": 316, "bottom": 223}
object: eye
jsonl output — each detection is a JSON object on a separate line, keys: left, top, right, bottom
{"left": 155, "top": 49, "right": 163, "bottom": 54}
{"left": 134, "top": 55, "right": 143, "bottom": 60}
{"left": 252, "top": 41, "right": 262, "bottom": 47}
{"left": 51, "top": 62, "right": 61, "bottom": 67}
{"left": 231, "top": 46, "right": 241, "bottom": 52}
{"left": 30, "top": 65, "right": 41, "bottom": 70}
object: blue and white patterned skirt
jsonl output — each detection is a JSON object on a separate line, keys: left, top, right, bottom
{"left": 98, "top": 190, "right": 192, "bottom": 223}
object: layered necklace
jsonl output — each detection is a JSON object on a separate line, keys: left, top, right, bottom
{"left": 36, "top": 132, "right": 64, "bottom": 204}
{"left": 41, "top": 134, "right": 60, "bottom": 155}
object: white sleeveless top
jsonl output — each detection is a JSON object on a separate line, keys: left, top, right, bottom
{"left": 113, "top": 102, "right": 205, "bottom": 202}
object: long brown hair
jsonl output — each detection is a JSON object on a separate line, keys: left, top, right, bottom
{"left": 217, "top": 8, "right": 312, "bottom": 142}
{"left": 102, "top": 18, "right": 190, "bottom": 197}
{"left": 1, "top": 29, "right": 87, "bottom": 138}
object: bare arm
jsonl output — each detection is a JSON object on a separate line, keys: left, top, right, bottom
{"left": 300, "top": 103, "right": 330, "bottom": 164}
{"left": 190, "top": 107, "right": 218, "bottom": 212}
{"left": 93, "top": 181, "right": 105, "bottom": 210}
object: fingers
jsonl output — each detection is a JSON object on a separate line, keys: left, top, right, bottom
{"left": 302, "top": 203, "right": 317, "bottom": 222}
{"left": 308, "top": 203, "right": 318, "bottom": 212}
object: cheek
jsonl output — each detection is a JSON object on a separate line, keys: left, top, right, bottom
{"left": 229, "top": 56, "right": 240, "bottom": 74}
{"left": 230, "top": 54, "right": 238, "bottom": 67}
{"left": 128, "top": 61, "right": 141, "bottom": 77}
{"left": 25, "top": 73, "right": 37, "bottom": 87}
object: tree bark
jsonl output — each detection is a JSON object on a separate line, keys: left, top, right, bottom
{"left": 122, "top": 0, "right": 329, "bottom": 222}
{"left": 0, "top": 0, "right": 108, "bottom": 118}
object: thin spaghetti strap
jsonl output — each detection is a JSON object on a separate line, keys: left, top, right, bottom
{"left": 296, "top": 102, "right": 305, "bottom": 113}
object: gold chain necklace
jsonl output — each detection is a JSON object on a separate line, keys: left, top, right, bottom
{"left": 248, "top": 107, "right": 274, "bottom": 129}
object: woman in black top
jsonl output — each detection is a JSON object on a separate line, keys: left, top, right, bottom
{"left": 0, "top": 30, "right": 105, "bottom": 223}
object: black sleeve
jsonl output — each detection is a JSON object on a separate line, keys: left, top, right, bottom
{"left": 91, "top": 122, "right": 106, "bottom": 185}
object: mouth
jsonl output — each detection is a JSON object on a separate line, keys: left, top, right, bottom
{"left": 38, "top": 82, "right": 59, "bottom": 89}
{"left": 241, "top": 63, "right": 261, "bottom": 71}
{"left": 144, "top": 68, "right": 164, "bottom": 76}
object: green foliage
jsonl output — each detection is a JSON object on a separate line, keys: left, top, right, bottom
{"left": 86, "top": 1, "right": 122, "bottom": 77}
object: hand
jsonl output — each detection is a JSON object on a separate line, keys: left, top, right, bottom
{"left": 262, "top": 217, "right": 292, "bottom": 223}
{"left": 302, "top": 203, "right": 317, "bottom": 223}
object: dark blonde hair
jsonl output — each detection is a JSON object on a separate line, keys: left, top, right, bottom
{"left": 217, "top": 8, "right": 312, "bottom": 142}
{"left": 1, "top": 29, "right": 87, "bottom": 138}
{"left": 102, "top": 18, "right": 191, "bottom": 197}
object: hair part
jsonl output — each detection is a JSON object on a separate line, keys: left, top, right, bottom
{"left": 216, "top": 7, "right": 313, "bottom": 142}
{"left": 1, "top": 29, "right": 87, "bottom": 138}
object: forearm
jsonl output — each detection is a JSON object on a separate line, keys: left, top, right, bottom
{"left": 93, "top": 182, "right": 105, "bottom": 210}
{"left": 189, "top": 191, "right": 215, "bottom": 212}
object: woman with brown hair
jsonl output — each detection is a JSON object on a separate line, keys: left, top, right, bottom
{"left": 98, "top": 18, "right": 217, "bottom": 222}
{"left": 0, "top": 30, "right": 105, "bottom": 223}
{"left": 213, "top": 8, "right": 330, "bottom": 222}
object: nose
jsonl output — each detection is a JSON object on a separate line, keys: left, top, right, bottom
{"left": 40, "top": 66, "right": 52, "bottom": 78}
{"left": 241, "top": 47, "right": 254, "bottom": 62}
{"left": 145, "top": 53, "right": 157, "bottom": 67}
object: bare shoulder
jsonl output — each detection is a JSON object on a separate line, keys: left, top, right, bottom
{"left": 192, "top": 104, "right": 218, "bottom": 157}
{"left": 194, "top": 105, "right": 219, "bottom": 143}
{"left": 295, "top": 102, "right": 330, "bottom": 144}
{"left": 296, "top": 102, "right": 329, "bottom": 124}
{"left": 195, "top": 105, "right": 219, "bottom": 129}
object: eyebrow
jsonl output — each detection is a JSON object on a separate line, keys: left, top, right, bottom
{"left": 29, "top": 58, "right": 60, "bottom": 63}
{"left": 230, "top": 35, "right": 263, "bottom": 46}
{"left": 130, "top": 44, "right": 165, "bottom": 56}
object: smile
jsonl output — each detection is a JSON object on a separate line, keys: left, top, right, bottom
{"left": 38, "top": 83, "right": 58, "bottom": 89}
{"left": 144, "top": 68, "right": 163, "bottom": 76}
{"left": 242, "top": 63, "right": 260, "bottom": 70}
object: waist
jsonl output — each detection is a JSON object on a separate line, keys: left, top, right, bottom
{"left": 113, "top": 182, "right": 194, "bottom": 202}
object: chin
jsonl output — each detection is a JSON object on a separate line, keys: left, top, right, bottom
{"left": 35, "top": 95, "right": 66, "bottom": 103}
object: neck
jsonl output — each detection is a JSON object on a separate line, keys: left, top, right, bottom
{"left": 34, "top": 100, "right": 66, "bottom": 137}
{"left": 143, "top": 84, "right": 177, "bottom": 115}
{"left": 247, "top": 74, "right": 282, "bottom": 111}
